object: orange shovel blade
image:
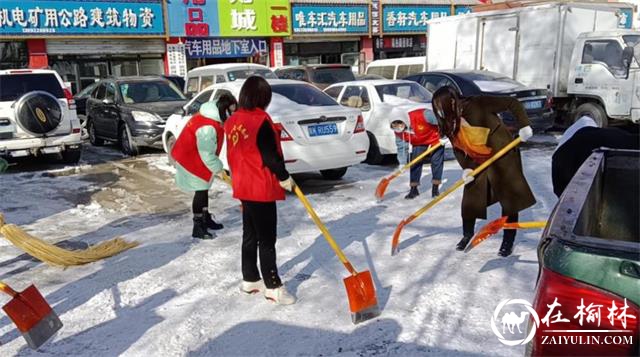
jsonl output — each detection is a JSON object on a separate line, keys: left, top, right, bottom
{"left": 374, "top": 177, "right": 391, "bottom": 200}
{"left": 464, "top": 216, "right": 508, "bottom": 253}
{"left": 343, "top": 270, "right": 380, "bottom": 324}
{"left": 390, "top": 219, "right": 408, "bottom": 256}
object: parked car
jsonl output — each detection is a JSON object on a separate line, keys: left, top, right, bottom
{"left": 275, "top": 64, "right": 356, "bottom": 90}
{"left": 86, "top": 76, "right": 187, "bottom": 156}
{"left": 324, "top": 80, "right": 433, "bottom": 164}
{"left": 163, "top": 79, "right": 368, "bottom": 179}
{"left": 528, "top": 148, "right": 640, "bottom": 355}
{"left": 0, "top": 69, "right": 82, "bottom": 164}
{"left": 163, "top": 75, "right": 186, "bottom": 93}
{"left": 404, "top": 70, "right": 553, "bottom": 131}
{"left": 355, "top": 74, "right": 386, "bottom": 81}
{"left": 185, "top": 63, "right": 277, "bottom": 98}
{"left": 365, "top": 57, "right": 426, "bottom": 80}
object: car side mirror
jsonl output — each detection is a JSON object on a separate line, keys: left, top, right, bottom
{"left": 622, "top": 46, "right": 634, "bottom": 79}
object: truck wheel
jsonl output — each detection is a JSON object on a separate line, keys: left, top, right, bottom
{"left": 320, "top": 167, "right": 348, "bottom": 180}
{"left": 60, "top": 147, "right": 82, "bottom": 164}
{"left": 87, "top": 119, "right": 105, "bottom": 146}
{"left": 574, "top": 103, "right": 608, "bottom": 128}
{"left": 166, "top": 134, "right": 176, "bottom": 166}
{"left": 364, "top": 132, "right": 383, "bottom": 165}
{"left": 119, "top": 123, "right": 140, "bottom": 156}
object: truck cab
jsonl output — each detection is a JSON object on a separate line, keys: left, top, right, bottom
{"left": 568, "top": 30, "right": 640, "bottom": 126}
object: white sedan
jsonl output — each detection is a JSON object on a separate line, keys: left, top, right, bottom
{"left": 163, "top": 79, "right": 369, "bottom": 180}
{"left": 324, "top": 80, "right": 434, "bottom": 164}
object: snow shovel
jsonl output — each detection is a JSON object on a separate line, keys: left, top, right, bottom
{"left": 464, "top": 217, "right": 547, "bottom": 253}
{"left": 0, "top": 281, "right": 63, "bottom": 349}
{"left": 391, "top": 137, "right": 523, "bottom": 256}
{"left": 293, "top": 185, "right": 380, "bottom": 324}
{"left": 374, "top": 141, "right": 443, "bottom": 200}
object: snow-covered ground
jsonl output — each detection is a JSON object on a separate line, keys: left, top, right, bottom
{"left": 0, "top": 142, "right": 558, "bottom": 356}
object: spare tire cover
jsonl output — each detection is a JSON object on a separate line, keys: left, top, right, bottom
{"left": 14, "top": 91, "right": 63, "bottom": 136}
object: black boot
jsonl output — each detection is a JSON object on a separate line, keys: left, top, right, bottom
{"left": 431, "top": 184, "right": 439, "bottom": 198}
{"left": 498, "top": 230, "right": 516, "bottom": 257}
{"left": 203, "top": 208, "right": 224, "bottom": 230}
{"left": 404, "top": 186, "right": 419, "bottom": 199}
{"left": 456, "top": 218, "right": 476, "bottom": 251}
{"left": 192, "top": 214, "right": 213, "bottom": 240}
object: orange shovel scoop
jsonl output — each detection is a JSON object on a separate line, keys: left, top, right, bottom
{"left": 464, "top": 217, "right": 547, "bottom": 253}
{"left": 1, "top": 281, "right": 63, "bottom": 349}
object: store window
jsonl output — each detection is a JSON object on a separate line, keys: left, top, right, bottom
{"left": 0, "top": 41, "right": 27, "bottom": 70}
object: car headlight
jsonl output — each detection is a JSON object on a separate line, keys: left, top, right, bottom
{"left": 131, "top": 111, "right": 162, "bottom": 122}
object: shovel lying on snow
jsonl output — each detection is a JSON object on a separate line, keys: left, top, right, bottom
{"left": 0, "top": 281, "right": 63, "bottom": 349}
{"left": 374, "top": 141, "right": 443, "bottom": 201}
{"left": 391, "top": 137, "right": 523, "bottom": 256}
{"left": 293, "top": 184, "right": 380, "bottom": 324}
{"left": 464, "top": 217, "right": 547, "bottom": 253}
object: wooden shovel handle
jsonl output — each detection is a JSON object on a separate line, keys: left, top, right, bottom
{"left": 0, "top": 281, "right": 18, "bottom": 297}
{"left": 389, "top": 141, "right": 443, "bottom": 180}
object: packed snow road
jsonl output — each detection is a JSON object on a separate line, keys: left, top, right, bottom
{"left": 0, "top": 138, "right": 559, "bottom": 356}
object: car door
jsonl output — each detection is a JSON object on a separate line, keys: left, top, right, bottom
{"left": 88, "top": 83, "right": 107, "bottom": 135}
{"left": 103, "top": 82, "right": 120, "bottom": 139}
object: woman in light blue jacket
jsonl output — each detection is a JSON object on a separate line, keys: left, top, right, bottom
{"left": 172, "top": 97, "right": 236, "bottom": 239}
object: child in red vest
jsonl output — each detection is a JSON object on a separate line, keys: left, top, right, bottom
{"left": 171, "top": 96, "right": 236, "bottom": 239}
{"left": 225, "top": 76, "right": 296, "bottom": 305}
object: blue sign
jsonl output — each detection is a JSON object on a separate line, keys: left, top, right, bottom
{"left": 619, "top": 8, "right": 633, "bottom": 29}
{"left": 167, "top": 0, "right": 220, "bottom": 37}
{"left": 185, "top": 38, "right": 268, "bottom": 58}
{"left": 382, "top": 5, "right": 472, "bottom": 34}
{"left": 0, "top": 0, "right": 164, "bottom": 37}
{"left": 292, "top": 5, "right": 369, "bottom": 35}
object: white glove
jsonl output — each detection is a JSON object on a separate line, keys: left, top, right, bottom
{"left": 518, "top": 125, "right": 533, "bottom": 142}
{"left": 279, "top": 177, "right": 295, "bottom": 192}
{"left": 462, "top": 169, "right": 475, "bottom": 185}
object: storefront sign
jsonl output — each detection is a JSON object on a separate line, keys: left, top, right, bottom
{"left": 167, "top": 0, "right": 220, "bottom": 37}
{"left": 185, "top": 38, "right": 268, "bottom": 58}
{"left": 167, "top": 43, "right": 188, "bottom": 77}
{"left": 375, "top": 37, "right": 414, "bottom": 50}
{"left": 371, "top": 0, "right": 381, "bottom": 35}
{"left": 0, "top": 0, "right": 164, "bottom": 37}
{"left": 292, "top": 5, "right": 369, "bottom": 35}
{"left": 382, "top": 5, "right": 472, "bottom": 34}
{"left": 218, "top": 0, "right": 291, "bottom": 37}
{"left": 619, "top": 8, "right": 633, "bottom": 29}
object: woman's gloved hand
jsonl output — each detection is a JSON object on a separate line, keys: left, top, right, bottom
{"left": 462, "top": 169, "right": 475, "bottom": 185}
{"left": 518, "top": 125, "right": 533, "bottom": 142}
{"left": 279, "top": 177, "right": 295, "bottom": 192}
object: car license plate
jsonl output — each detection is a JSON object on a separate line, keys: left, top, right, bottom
{"left": 308, "top": 123, "right": 338, "bottom": 137}
{"left": 523, "top": 100, "right": 543, "bottom": 110}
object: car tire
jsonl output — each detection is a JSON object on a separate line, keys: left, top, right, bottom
{"left": 87, "top": 119, "right": 105, "bottom": 146}
{"left": 119, "top": 123, "right": 140, "bottom": 156}
{"left": 573, "top": 103, "right": 608, "bottom": 128}
{"left": 60, "top": 147, "right": 82, "bottom": 164}
{"left": 166, "top": 134, "right": 176, "bottom": 166}
{"left": 320, "top": 167, "right": 348, "bottom": 180}
{"left": 364, "top": 131, "right": 383, "bottom": 165}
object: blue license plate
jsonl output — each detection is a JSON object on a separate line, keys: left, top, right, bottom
{"left": 524, "top": 100, "right": 543, "bottom": 110}
{"left": 308, "top": 123, "right": 338, "bottom": 137}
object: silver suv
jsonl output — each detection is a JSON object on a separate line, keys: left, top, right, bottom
{"left": 0, "top": 69, "right": 82, "bottom": 164}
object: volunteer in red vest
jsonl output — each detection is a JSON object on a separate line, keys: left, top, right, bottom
{"left": 224, "top": 76, "right": 296, "bottom": 305}
{"left": 394, "top": 108, "right": 444, "bottom": 199}
{"left": 171, "top": 98, "right": 235, "bottom": 239}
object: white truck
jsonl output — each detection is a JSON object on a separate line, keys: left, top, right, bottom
{"left": 426, "top": 2, "right": 639, "bottom": 126}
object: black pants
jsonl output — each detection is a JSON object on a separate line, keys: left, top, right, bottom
{"left": 241, "top": 200, "right": 282, "bottom": 289}
{"left": 192, "top": 190, "right": 208, "bottom": 214}
{"left": 464, "top": 211, "right": 519, "bottom": 241}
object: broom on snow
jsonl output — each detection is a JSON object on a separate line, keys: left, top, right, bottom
{"left": 0, "top": 213, "right": 138, "bottom": 267}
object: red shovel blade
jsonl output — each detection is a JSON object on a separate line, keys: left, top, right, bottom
{"left": 343, "top": 270, "right": 380, "bottom": 324}
{"left": 2, "top": 284, "right": 63, "bottom": 349}
{"left": 464, "top": 216, "right": 508, "bottom": 253}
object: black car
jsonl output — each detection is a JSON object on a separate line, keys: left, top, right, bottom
{"left": 404, "top": 70, "right": 553, "bottom": 131}
{"left": 86, "top": 77, "right": 187, "bottom": 155}
{"left": 163, "top": 75, "right": 186, "bottom": 93}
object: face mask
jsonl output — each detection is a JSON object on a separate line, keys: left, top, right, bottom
{"left": 393, "top": 127, "right": 404, "bottom": 133}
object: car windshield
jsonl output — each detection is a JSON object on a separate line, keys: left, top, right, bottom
{"left": 119, "top": 81, "right": 186, "bottom": 104}
{"left": 76, "top": 82, "right": 98, "bottom": 98}
{"left": 227, "top": 69, "right": 277, "bottom": 81}
{"left": 375, "top": 83, "right": 432, "bottom": 103}
{"left": 0, "top": 73, "right": 64, "bottom": 101}
{"left": 311, "top": 67, "right": 356, "bottom": 84}
{"left": 271, "top": 84, "right": 338, "bottom": 106}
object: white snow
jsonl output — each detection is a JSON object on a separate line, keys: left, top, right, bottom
{"left": 0, "top": 144, "right": 558, "bottom": 356}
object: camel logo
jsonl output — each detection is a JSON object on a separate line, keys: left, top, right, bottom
{"left": 35, "top": 108, "right": 47, "bottom": 124}
{"left": 491, "top": 299, "right": 540, "bottom": 346}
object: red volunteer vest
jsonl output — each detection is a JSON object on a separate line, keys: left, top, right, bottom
{"left": 401, "top": 109, "right": 440, "bottom": 147}
{"left": 224, "top": 108, "right": 285, "bottom": 202}
{"left": 171, "top": 113, "right": 224, "bottom": 182}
